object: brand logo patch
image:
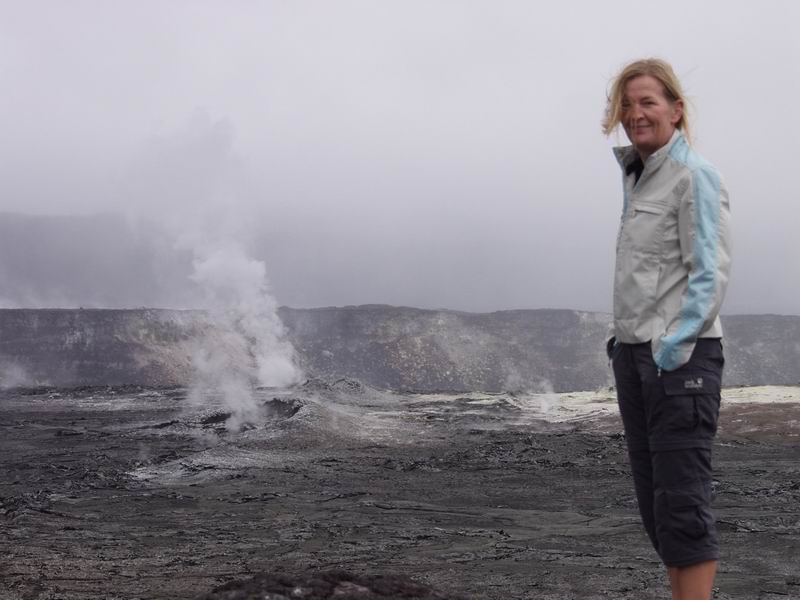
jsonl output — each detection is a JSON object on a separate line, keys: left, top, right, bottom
{"left": 684, "top": 377, "right": 704, "bottom": 390}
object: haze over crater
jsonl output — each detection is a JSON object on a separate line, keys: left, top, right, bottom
{"left": 1, "top": 1, "right": 797, "bottom": 315}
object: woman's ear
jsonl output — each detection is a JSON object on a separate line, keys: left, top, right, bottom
{"left": 671, "top": 99, "right": 684, "bottom": 126}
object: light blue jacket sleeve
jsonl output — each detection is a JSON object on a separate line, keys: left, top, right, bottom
{"left": 653, "top": 165, "right": 732, "bottom": 371}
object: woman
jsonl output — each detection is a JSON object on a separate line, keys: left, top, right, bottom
{"left": 602, "top": 59, "right": 731, "bottom": 600}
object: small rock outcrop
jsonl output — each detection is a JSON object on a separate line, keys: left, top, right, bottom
{"left": 197, "top": 570, "right": 468, "bottom": 600}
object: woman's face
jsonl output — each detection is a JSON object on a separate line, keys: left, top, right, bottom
{"left": 621, "top": 75, "right": 683, "bottom": 160}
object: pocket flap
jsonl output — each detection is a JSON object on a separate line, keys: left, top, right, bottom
{"left": 664, "top": 482, "right": 709, "bottom": 508}
{"left": 663, "top": 372, "right": 720, "bottom": 396}
{"left": 633, "top": 202, "right": 664, "bottom": 215}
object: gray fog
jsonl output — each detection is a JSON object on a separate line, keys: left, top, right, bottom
{"left": 1, "top": 1, "right": 798, "bottom": 314}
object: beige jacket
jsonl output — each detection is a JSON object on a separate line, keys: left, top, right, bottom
{"left": 611, "top": 130, "right": 732, "bottom": 371}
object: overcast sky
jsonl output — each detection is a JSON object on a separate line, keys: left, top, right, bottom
{"left": 1, "top": 0, "right": 798, "bottom": 314}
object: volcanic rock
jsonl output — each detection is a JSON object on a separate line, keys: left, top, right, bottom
{"left": 197, "top": 570, "right": 468, "bottom": 600}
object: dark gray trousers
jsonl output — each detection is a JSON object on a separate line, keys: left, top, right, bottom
{"left": 611, "top": 339, "right": 723, "bottom": 567}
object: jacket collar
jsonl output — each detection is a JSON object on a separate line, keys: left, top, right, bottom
{"left": 613, "top": 129, "right": 683, "bottom": 173}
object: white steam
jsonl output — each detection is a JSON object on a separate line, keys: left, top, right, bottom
{"left": 186, "top": 240, "right": 303, "bottom": 431}
{"left": 0, "top": 362, "right": 36, "bottom": 389}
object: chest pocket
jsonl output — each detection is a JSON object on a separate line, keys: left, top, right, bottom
{"left": 624, "top": 201, "right": 667, "bottom": 253}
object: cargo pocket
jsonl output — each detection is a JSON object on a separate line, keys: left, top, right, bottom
{"left": 628, "top": 201, "right": 667, "bottom": 253}
{"left": 663, "top": 483, "right": 711, "bottom": 541}
{"left": 654, "top": 479, "right": 717, "bottom": 565}
{"left": 660, "top": 372, "right": 721, "bottom": 439}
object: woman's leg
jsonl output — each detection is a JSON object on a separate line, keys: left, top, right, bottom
{"left": 613, "top": 343, "right": 661, "bottom": 555}
{"left": 668, "top": 560, "right": 718, "bottom": 600}
{"left": 642, "top": 340, "right": 722, "bottom": 599}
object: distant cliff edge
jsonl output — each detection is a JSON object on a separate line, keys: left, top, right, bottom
{"left": 0, "top": 307, "right": 797, "bottom": 392}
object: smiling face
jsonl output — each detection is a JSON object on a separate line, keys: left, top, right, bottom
{"left": 621, "top": 75, "right": 683, "bottom": 161}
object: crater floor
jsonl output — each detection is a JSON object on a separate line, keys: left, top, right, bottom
{"left": 1, "top": 384, "right": 799, "bottom": 599}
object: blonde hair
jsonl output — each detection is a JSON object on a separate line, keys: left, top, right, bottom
{"left": 603, "top": 58, "right": 691, "bottom": 144}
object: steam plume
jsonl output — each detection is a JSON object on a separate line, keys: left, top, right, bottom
{"left": 187, "top": 240, "right": 302, "bottom": 430}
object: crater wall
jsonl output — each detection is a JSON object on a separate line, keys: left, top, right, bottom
{"left": 1, "top": 307, "right": 797, "bottom": 391}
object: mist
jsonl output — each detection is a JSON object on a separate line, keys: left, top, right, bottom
{"left": 1, "top": 1, "right": 798, "bottom": 315}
